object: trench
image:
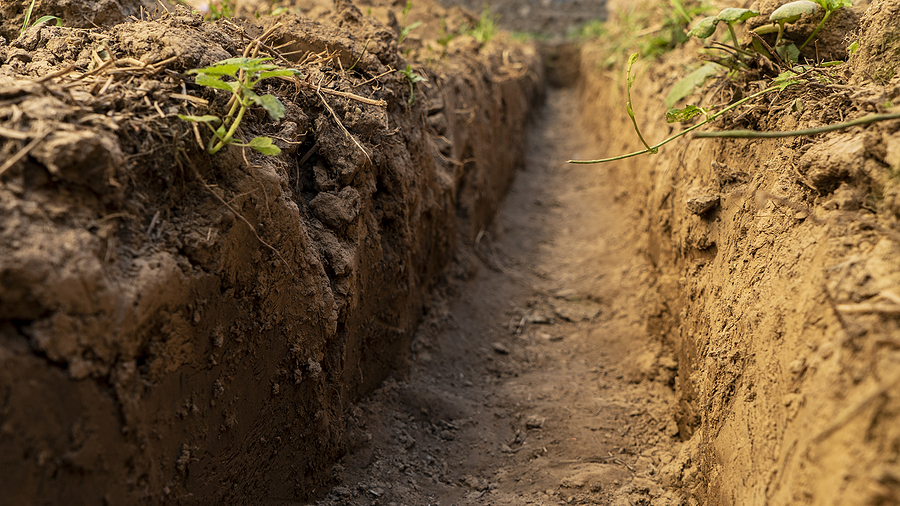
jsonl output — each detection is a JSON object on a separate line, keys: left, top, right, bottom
{"left": 312, "top": 52, "right": 683, "bottom": 505}
{"left": 5, "top": 0, "right": 900, "bottom": 504}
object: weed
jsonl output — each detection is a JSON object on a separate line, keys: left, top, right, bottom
{"left": 398, "top": 0, "right": 423, "bottom": 44}
{"left": 399, "top": 65, "right": 427, "bottom": 106}
{"left": 20, "top": 0, "right": 61, "bottom": 37}
{"left": 400, "top": 21, "right": 423, "bottom": 44}
{"left": 466, "top": 6, "right": 497, "bottom": 44}
{"left": 690, "top": 0, "right": 852, "bottom": 65}
{"left": 178, "top": 57, "right": 300, "bottom": 155}
{"left": 205, "top": 0, "right": 236, "bottom": 20}
{"left": 573, "top": 1, "right": 705, "bottom": 69}
{"left": 569, "top": 54, "right": 806, "bottom": 164}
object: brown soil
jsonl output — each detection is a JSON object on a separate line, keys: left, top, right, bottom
{"left": 3, "top": 0, "right": 900, "bottom": 504}
{"left": 314, "top": 82, "right": 682, "bottom": 506}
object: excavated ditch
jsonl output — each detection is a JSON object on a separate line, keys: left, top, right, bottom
{"left": 2, "top": 0, "right": 900, "bottom": 504}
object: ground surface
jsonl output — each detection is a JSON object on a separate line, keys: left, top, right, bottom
{"left": 315, "top": 85, "right": 682, "bottom": 506}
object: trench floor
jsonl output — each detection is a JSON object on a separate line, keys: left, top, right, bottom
{"left": 314, "top": 84, "right": 682, "bottom": 506}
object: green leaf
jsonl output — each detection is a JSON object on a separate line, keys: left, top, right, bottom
{"left": 717, "top": 7, "right": 759, "bottom": 23}
{"left": 813, "top": 0, "right": 851, "bottom": 10}
{"left": 688, "top": 16, "right": 719, "bottom": 39}
{"left": 847, "top": 39, "right": 860, "bottom": 57}
{"left": 256, "top": 69, "right": 300, "bottom": 80}
{"left": 776, "top": 43, "right": 800, "bottom": 63}
{"left": 247, "top": 136, "right": 281, "bottom": 155}
{"left": 188, "top": 57, "right": 277, "bottom": 77}
{"left": 177, "top": 114, "right": 222, "bottom": 123}
{"left": 195, "top": 72, "right": 238, "bottom": 92}
{"left": 664, "top": 62, "right": 722, "bottom": 109}
{"left": 254, "top": 94, "right": 286, "bottom": 120}
{"left": 772, "top": 69, "right": 806, "bottom": 90}
{"left": 770, "top": 1, "right": 819, "bottom": 24}
{"left": 666, "top": 105, "right": 707, "bottom": 123}
{"left": 626, "top": 52, "right": 639, "bottom": 87}
{"left": 32, "top": 15, "right": 62, "bottom": 27}
{"left": 399, "top": 21, "right": 423, "bottom": 43}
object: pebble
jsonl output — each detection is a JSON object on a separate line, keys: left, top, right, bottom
{"left": 492, "top": 342, "right": 510, "bottom": 355}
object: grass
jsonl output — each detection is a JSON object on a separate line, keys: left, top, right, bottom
{"left": 20, "top": 0, "right": 61, "bottom": 37}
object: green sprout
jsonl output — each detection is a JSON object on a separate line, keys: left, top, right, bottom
{"left": 467, "top": 6, "right": 497, "bottom": 44}
{"left": 400, "top": 65, "right": 427, "bottom": 106}
{"left": 398, "top": 0, "right": 422, "bottom": 44}
{"left": 625, "top": 53, "right": 656, "bottom": 154}
{"left": 767, "top": 1, "right": 819, "bottom": 51}
{"left": 399, "top": 21, "right": 423, "bottom": 43}
{"left": 20, "top": 0, "right": 61, "bottom": 37}
{"left": 205, "top": 0, "right": 236, "bottom": 20}
{"left": 178, "top": 57, "right": 300, "bottom": 155}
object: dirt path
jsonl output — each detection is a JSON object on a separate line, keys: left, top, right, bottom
{"left": 314, "top": 81, "right": 683, "bottom": 505}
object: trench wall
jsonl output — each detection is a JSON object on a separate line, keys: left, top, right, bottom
{"left": 0, "top": 1, "right": 542, "bottom": 503}
{"left": 578, "top": 1, "right": 900, "bottom": 503}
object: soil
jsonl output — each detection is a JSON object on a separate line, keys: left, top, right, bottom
{"left": 3, "top": 0, "right": 900, "bottom": 504}
{"left": 314, "top": 82, "right": 683, "bottom": 506}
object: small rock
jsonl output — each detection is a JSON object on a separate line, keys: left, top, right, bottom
{"left": 491, "top": 342, "right": 510, "bottom": 355}
{"left": 525, "top": 415, "right": 546, "bottom": 429}
{"left": 685, "top": 194, "right": 720, "bottom": 215}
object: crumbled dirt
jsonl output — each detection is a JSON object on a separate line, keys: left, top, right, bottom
{"left": 4, "top": 0, "right": 900, "bottom": 504}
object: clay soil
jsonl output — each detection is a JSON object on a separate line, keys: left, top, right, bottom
{"left": 3, "top": 0, "right": 900, "bottom": 504}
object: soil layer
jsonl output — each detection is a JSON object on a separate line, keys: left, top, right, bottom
{"left": 0, "top": 0, "right": 540, "bottom": 503}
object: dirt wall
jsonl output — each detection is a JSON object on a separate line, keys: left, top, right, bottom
{"left": 0, "top": 0, "right": 541, "bottom": 503}
{"left": 579, "top": 1, "right": 900, "bottom": 504}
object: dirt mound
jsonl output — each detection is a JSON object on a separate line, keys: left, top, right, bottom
{"left": 0, "top": 0, "right": 540, "bottom": 503}
{"left": 579, "top": 0, "right": 900, "bottom": 504}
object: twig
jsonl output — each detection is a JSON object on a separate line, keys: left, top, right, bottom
{"left": 291, "top": 76, "right": 386, "bottom": 106}
{"left": 695, "top": 113, "right": 900, "bottom": 138}
{"left": 0, "top": 126, "right": 32, "bottom": 140}
{"left": 0, "top": 130, "right": 50, "bottom": 177}
{"left": 316, "top": 78, "right": 371, "bottom": 163}
{"left": 35, "top": 63, "right": 77, "bottom": 83}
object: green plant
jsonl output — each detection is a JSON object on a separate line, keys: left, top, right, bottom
{"left": 689, "top": 7, "right": 759, "bottom": 57}
{"left": 575, "top": 1, "right": 705, "bottom": 69}
{"left": 398, "top": 0, "right": 422, "bottom": 43}
{"left": 205, "top": 0, "right": 236, "bottom": 20}
{"left": 178, "top": 57, "right": 300, "bottom": 155}
{"left": 400, "top": 21, "right": 423, "bottom": 43}
{"left": 800, "top": 0, "right": 852, "bottom": 50}
{"left": 689, "top": 0, "right": 851, "bottom": 65}
{"left": 400, "top": 64, "right": 427, "bottom": 106}
{"left": 568, "top": 54, "right": 806, "bottom": 164}
{"left": 20, "top": 0, "right": 61, "bottom": 37}
{"left": 466, "top": 6, "right": 497, "bottom": 44}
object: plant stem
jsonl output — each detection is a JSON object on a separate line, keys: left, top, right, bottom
{"left": 694, "top": 112, "right": 900, "bottom": 138}
{"left": 626, "top": 54, "right": 656, "bottom": 154}
{"left": 209, "top": 100, "right": 248, "bottom": 154}
{"left": 21, "top": 0, "right": 36, "bottom": 36}
{"left": 799, "top": 10, "right": 831, "bottom": 52}
{"left": 568, "top": 86, "right": 780, "bottom": 164}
